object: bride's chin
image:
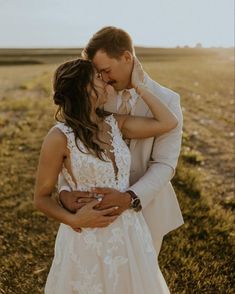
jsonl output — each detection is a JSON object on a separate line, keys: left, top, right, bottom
{"left": 96, "top": 105, "right": 104, "bottom": 112}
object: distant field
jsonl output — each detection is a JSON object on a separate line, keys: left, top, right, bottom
{"left": 0, "top": 47, "right": 233, "bottom": 64}
{"left": 0, "top": 48, "right": 234, "bottom": 293}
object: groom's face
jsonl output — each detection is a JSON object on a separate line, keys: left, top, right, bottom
{"left": 92, "top": 50, "right": 133, "bottom": 91}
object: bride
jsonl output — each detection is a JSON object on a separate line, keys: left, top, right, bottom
{"left": 34, "top": 57, "right": 178, "bottom": 294}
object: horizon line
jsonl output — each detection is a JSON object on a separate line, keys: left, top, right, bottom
{"left": 0, "top": 45, "right": 234, "bottom": 50}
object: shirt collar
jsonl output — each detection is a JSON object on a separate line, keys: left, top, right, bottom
{"left": 118, "top": 88, "right": 138, "bottom": 100}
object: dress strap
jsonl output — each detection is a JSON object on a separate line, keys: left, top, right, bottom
{"left": 54, "top": 122, "right": 76, "bottom": 152}
{"left": 105, "top": 114, "right": 122, "bottom": 139}
{"left": 54, "top": 123, "right": 77, "bottom": 191}
{"left": 105, "top": 114, "right": 127, "bottom": 149}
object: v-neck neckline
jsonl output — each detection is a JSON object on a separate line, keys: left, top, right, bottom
{"left": 103, "top": 115, "right": 119, "bottom": 183}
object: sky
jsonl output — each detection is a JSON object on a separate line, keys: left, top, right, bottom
{"left": 0, "top": 0, "right": 234, "bottom": 48}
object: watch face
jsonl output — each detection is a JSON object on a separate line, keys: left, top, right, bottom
{"left": 133, "top": 198, "right": 141, "bottom": 208}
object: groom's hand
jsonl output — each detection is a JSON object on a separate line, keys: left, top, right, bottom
{"left": 59, "top": 190, "right": 94, "bottom": 213}
{"left": 92, "top": 188, "right": 131, "bottom": 216}
{"left": 131, "top": 56, "right": 145, "bottom": 89}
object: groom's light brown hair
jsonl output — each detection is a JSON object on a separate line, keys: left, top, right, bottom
{"left": 82, "top": 26, "right": 134, "bottom": 60}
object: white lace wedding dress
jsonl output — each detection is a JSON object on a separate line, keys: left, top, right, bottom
{"left": 45, "top": 115, "right": 170, "bottom": 294}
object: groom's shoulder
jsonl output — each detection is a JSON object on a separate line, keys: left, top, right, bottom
{"left": 145, "top": 74, "right": 180, "bottom": 103}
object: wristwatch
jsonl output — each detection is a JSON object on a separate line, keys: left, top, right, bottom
{"left": 126, "top": 190, "right": 142, "bottom": 212}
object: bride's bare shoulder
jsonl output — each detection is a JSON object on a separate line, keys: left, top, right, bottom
{"left": 41, "top": 126, "right": 67, "bottom": 151}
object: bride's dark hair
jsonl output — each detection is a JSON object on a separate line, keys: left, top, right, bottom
{"left": 53, "top": 58, "right": 109, "bottom": 160}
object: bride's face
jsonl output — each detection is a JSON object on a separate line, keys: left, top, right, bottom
{"left": 90, "top": 74, "right": 108, "bottom": 108}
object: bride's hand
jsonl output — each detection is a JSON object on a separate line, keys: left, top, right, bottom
{"left": 131, "top": 56, "right": 145, "bottom": 89}
{"left": 70, "top": 199, "right": 119, "bottom": 229}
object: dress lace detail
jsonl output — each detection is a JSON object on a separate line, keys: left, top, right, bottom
{"left": 56, "top": 114, "right": 131, "bottom": 193}
{"left": 45, "top": 115, "right": 170, "bottom": 294}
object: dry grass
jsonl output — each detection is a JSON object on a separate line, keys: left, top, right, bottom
{"left": 0, "top": 48, "right": 234, "bottom": 293}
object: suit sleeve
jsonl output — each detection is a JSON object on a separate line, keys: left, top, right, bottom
{"left": 129, "top": 92, "right": 183, "bottom": 209}
{"left": 57, "top": 173, "right": 72, "bottom": 193}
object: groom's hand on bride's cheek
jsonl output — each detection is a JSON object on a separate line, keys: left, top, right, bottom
{"left": 92, "top": 188, "right": 131, "bottom": 216}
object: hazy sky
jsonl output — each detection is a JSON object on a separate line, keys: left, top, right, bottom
{"left": 0, "top": 0, "right": 234, "bottom": 48}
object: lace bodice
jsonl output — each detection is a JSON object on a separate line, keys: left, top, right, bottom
{"left": 55, "top": 114, "right": 131, "bottom": 192}
{"left": 45, "top": 115, "right": 165, "bottom": 294}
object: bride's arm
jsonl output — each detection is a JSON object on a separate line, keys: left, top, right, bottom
{"left": 116, "top": 85, "right": 178, "bottom": 139}
{"left": 115, "top": 58, "right": 178, "bottom": 139}
{"left": 34, "top": 128, "right": 118, "bottom": 228}
{"left": 34, "top": 128, "right": 75, "bottom": 226}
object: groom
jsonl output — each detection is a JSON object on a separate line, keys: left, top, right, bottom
{"left": 58, "top": 26, "right": 184, "bottom": 255}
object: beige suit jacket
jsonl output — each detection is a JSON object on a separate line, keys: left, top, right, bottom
{"left": 104, "top": 74, "right": 184, "bottom": 243}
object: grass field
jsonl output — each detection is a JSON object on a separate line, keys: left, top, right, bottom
{"left": 0, "top": 48, "right": 234, "bottom": 293}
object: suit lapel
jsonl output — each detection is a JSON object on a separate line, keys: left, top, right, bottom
{"left": 134, "top": 96, "right": 149, "bottom": 116}
{"left": 130, "top": 96, "right": 150, "bottom": 151}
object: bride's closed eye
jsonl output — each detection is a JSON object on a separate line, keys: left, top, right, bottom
{"left": 96, "top": 73, "right": 102, "bottom": 79}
